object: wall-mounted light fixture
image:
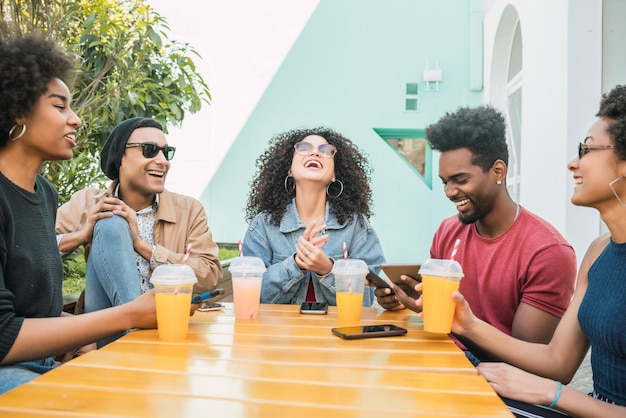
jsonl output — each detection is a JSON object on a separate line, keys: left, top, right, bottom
{"left": 423, "top": 60, "right": 442, "bottom": 91}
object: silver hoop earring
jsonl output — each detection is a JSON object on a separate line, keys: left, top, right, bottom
{"left": 609, "top": 176, "right": 626, "bottom": 206}
{"left": 326, "top": 179, "right": 344, "bottom": 198}
{"left": 284, "top": 175, "right": 295, "bottom": 193}
{"left": 8, "top": 124, "right": 26, "bottom": 141}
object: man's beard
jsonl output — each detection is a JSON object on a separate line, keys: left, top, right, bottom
{"left": 457, "top": 202, "right": 481, "bottom": 224}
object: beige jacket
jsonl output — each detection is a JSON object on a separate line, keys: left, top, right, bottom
{"left": 56, "top": 180, "right": 222, "bottom": 293}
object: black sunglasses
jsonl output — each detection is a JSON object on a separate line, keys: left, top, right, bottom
{"left": 125, "top": 143, "right": 176, "bottom": 160}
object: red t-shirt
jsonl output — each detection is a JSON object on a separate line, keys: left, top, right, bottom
{"left": 430, "top": 207, "right": 576, "bottom": 337}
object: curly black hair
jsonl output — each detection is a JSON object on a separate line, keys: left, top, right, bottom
{"left": 245, "top": 127, "right": 373, "bottom": 226}
{"left": 0, "top": 31, "right": 77, "bottom": 147}
{"left": 597, "top": 85, "right": 626, "bottom": 161}
{"left": 425, "top": 105, "right": 508, "bottom": 172}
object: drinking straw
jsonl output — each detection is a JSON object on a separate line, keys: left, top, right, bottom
{"left": 343, "top": 241, "right": 352, "bottom": 294}
{"left": 238, "top": 239, "right": 246, "bottom": 279}
{"left": 447, "top": 238, "right": 461, "bottom": 270}
{"left": 176, "top": 244, "right": 192, "bottom": 295}
{"left": 449, "top": 238, "right": 460, "bottom": 260}
{"left": 182, "top": 244, "right": 191, "bottom": 265}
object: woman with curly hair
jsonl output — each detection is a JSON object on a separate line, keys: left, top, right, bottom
{"left": 0, "top": 31, "right": 156, "bottom": 394}
{"left": 401, "top": 86, "right": 626, "bottom": 417}
{"left": 243, "top": 127, "right": 385, "bottom": 306}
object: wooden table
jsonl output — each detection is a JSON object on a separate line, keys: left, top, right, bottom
{"left": 0, "top": 304, "right": 512, "bottom": 417}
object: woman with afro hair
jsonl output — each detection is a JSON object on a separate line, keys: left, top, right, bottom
{"left": 0, "top": 30, "right": 157, "bottom": 394}
{"left": 243, "top": 127, "right": 385, "bottom": 306}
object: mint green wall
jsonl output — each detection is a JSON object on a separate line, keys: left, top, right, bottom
{"left": 202, "top": 0, "right": 482, "bottom": 263}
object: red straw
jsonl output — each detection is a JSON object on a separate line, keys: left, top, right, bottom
{"left": 238, "top": 239, "right": 247, "bottom": 279}
{"left": 176, "top": 244, "right": 192, "bottom": 295}
{"left": 343, "top": 242, "right": 352, "bottom": 294}
{"left": 447, "top": 239, "right": 461, "bottom": 270}
{"left": 450, "top": 238, "right": 461, "bottom": 260}
{"left": 182, "top": 244, "right": 191, "bottom": 265}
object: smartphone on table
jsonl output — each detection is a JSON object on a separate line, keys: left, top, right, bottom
{"left": 300, "top": 302, "right": 329, "bottom": 315}
{"left": 380, "top": 264, "right": 422, "bottom": 299}
{"left": 332, "top": 324, "right": 408, "bottom": 339}
{"left": 198, "top": 301, "right": 224, "bottom": 312}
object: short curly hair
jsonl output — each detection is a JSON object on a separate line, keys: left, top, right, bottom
{"left": 425, "top": 105, "right": 508, "bottom": 172}
{"left": 596, "top": 85, "right": 626, "bottom": 161}
{"left": 0, "top": 32, "right": 77, "bottom": 147}
{"left": 245, "top": 127, "right": 373, "bottom": 226}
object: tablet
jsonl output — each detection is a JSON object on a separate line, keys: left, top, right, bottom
{"left": 381, "top": 263, "right": 422, "bottom": 299}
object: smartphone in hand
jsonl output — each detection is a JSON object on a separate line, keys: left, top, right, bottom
{"left": 366, "top": 269, "right": 394, "bottom": 294}
{"left": 191, "top": 288, "right": 225, "bottom": 304}
{"left": 381, "top": 264, "right": 422, "bottom": 299}
{"left": 332, "top": 324, "right": 408, "bottom": 339}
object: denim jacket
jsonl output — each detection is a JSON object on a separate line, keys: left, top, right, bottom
{"left": 242, "top": 200, "right": 385, "bottom": 306}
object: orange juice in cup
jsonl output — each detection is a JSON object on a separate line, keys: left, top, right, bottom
{"left": 333, "top": 259, "right": 368, "bottom": 325}
{"left": 336, "top": 291, "right": 364, "bottom": 324}
{"left": 150, "top": 264, "right": 197, "bottom": 341}
{"left": 419, "top": 259, "right": 464, "bottom": 334}
{"left": 155, "top": 292, "right": 193, "bottom": 341}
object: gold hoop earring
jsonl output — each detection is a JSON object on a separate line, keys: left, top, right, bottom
{"left": 609, "top": 176, "right": 626, "bottom": 206}
{"left": 8, "top": 124, "right": 26, "bottom": 141}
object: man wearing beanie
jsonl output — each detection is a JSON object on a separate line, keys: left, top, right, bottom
{"left": 56, "top": 117, "right": 222, "bottom": 346}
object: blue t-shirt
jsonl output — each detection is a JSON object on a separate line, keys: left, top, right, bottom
{"left": 578, "top": 239, "right": 626, "bottom": 405}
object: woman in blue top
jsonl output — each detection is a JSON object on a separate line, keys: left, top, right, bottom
{"left": 243, "top": 127, "right": 385, "bottom": 306}
{"left": 396, "top": 86, "right": 626, "bottom": 417}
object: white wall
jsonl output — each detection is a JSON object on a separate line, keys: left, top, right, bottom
{"left": 483, "top": 0, "right": 603, "bottom": 263}
{"left": 148, "top": 0, "right": 319, "bottom": 199}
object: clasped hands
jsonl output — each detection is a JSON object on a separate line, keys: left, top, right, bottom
{"left": 294, "top": 222, "right": 332, "bottom": 275}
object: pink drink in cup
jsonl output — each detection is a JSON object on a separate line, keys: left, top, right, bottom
{"left": 333, "top": 259, "right": 368, "bottom": 325}
{"left": 419, "top": 259, "right": 464, "bottom": 334}
{"left": 150, "top": 264, "right": 197, "bottom": 341}
{"left": 229, "top": 256, "right": 266, "bottom": 320}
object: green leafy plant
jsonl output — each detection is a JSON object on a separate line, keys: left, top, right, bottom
{"left": 218, "top": 247, "right": 240, "bottom": 261}
{"left": 3, "top": 0, "right": 213, "bottom": 295}
{"left": 2, "top": 0, "right": 211, "bottom": 203}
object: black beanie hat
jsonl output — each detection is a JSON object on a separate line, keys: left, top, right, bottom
{"left": 100, "top": 117, "right": 163, "bottom": 180}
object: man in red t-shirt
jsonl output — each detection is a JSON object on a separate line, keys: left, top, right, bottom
{"left": 374, "top": 106, "right": 577, "bottom": 362}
